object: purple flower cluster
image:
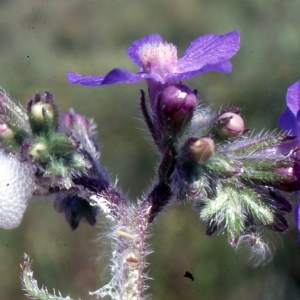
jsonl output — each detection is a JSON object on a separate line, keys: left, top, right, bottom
{"left": 68, "top": 30, "right": 240, "bottom": 152}
{"left": 67, "top": 30, "right": 300, "bottom": 245}
{"left": 2, "top": 28, "right": 300, "bottom": 300}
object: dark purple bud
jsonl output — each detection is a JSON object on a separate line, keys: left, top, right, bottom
{"left": 274, "top": 160, "right": 300, "bottom": 192}
{"left": 159, "top": 84, "right": 197, "bottom": 135}
{"left": 217, "top": 112, "right": 244, "bottom": 138}
{"left": 55, "top": 194, "right": 98, "bottom": 230}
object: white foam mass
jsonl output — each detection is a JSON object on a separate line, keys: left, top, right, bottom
{"left": 0, "top": 150, "right": 36, "bottom": 229}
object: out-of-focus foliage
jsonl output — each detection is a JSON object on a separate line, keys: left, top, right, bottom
{"left": 0, "top": 0, "right": 300, "bottom": 299}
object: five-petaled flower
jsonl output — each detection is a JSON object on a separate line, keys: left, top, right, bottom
{"left": 67, "top": 30, "right": 240, "bottom": 104}
{"left": 279, "top": 80, "right": 300, "bottom": 241}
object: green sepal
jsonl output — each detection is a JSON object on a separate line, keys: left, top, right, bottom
{"left": 200, "top": 181, "right": 245, "bottom": 239}
{"left": 47, "top": 158, "right": 72, "bottom": 189}
{"left": 199, "top": 179, "right": 275, "bottom": 240}
{"left": 242, "top": 169, "right": 290, "bottom": 184}
{"left": 241, "top": 157, "right": 291, "bottom": 170}
{"left": 240, "top": 158, "right": 294, "bottom": 184}
{"left": 69, "top": 153, "right": 91, "bottom": 171}
{"left": 0, "top": 87, "right": 31, "bottom": 134}
{"left": 229, "top": 134, "right": 289, "bottom": 156}
{"left": 204, "top": 153, "right": 242, "bottom": 178}
{"left": 49, "top": 133, "right": 78, "bottom": 156}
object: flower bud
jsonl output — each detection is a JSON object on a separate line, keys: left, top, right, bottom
{"left": 183, "top": 137, "right": 215, "bottom": 164}
{"left": 28, "top": 92, "right": 58, "bottom": 134}
{"left": 217, "top": 112, "right": 244, "bottom": 138}
{"left": 30, "top": 102, "right": 54, "bottom": 124}
{"left": 54, "top": 194, "right": 98, "bottom": 230}
{"left": 274, "top": 161, "right": 300, "bottom": 192}
{"left": 60, "top": 110, "right": 90, "bottom": 130}
{"left": 159, "top": 84, "right": 197, "bottom": 135}
{"left": 23, "top": 140, "right": 48, "bottom": 161}
{"left": 60, "top": 110, "right": 100, "bottom": 164}
{"left": 0, "top": 119, "right": 14, "bottom": 140}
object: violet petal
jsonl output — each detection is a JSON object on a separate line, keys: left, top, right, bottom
{"left": 67, "top": 72, "right": 105, "bottom": 86}
{"left": 295, "top": 198, "right": 300, "bottom": 242}
{"left": 176, "top": 30, "right": 240, "bottom": 74}
{"left": 101, "top": 68, "right": 148, "bottom": 85}
{"left": 126, "top": 34, "right": 165, "bottom": 67}
{"left": 286, "top": 80, "right": 300, "bottom": 116}
{"left": 279, "top": 107, "right": 297, "bottom": 136}
{"left": 168, "top": 61, "right": 232, "bottom": 81}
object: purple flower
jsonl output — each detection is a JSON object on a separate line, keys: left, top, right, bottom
{"left": 279, "top": 80, "right": 300, "bottom": 138}
{"left": 279, "top": 80, "right": 300, "bottom": 241}
{"left": 67, "top": 30, "right": 240, "bottom": 87}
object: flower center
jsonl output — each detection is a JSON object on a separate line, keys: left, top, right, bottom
{"left": 138, "top": 42, "right": 177, "bottom": 81}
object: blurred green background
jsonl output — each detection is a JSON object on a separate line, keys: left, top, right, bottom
{"left": 0, "top": 0, "right": 300, "bottom": 299}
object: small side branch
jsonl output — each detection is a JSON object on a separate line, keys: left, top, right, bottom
{"left": 21, "top": 254, "right": 77, "bottom": 300}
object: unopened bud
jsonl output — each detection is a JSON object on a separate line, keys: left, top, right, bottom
{"left": 217, "top": 112, "right": 244, "bottom": 138}
{"left": 31, "top": 102, "right": 54, "bottom": 124}
{"left": 54, "top": 194, "right": 98, "bottom": 230}
{"left": 27, "top": 141, "right": 48, "bottom": 160}
{"left": 60, "top": 110, "right": 90, "bottom": 130}
{"left": 275, "top": 163, "right": 300, "bottom": 192}
{"left": 0, "top": 120, "right": 14, "bottom": 139}
{"left": 184, "top": 137, "right": 215, "bottom": 164}
{"left": 28, "top": 92, "right": 58, "bottom": 134}
{"left": 159, "top": 84, "right": 197, "bottom": 135}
